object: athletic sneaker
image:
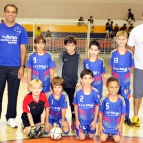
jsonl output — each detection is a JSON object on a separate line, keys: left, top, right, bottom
{"left": 124, "top": 118, "right": 136, "bottom": 126}
{"left": 6, "top": 118, "right": 18, "bottom": 128}
{"left": 132, "top": 116, "right": 140, "bottom": 127}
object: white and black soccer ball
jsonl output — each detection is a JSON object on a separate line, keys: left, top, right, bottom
{"left": 50, "top": 126, "right": 63, "bottom": 140}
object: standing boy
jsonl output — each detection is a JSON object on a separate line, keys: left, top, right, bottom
{"left": 73, "top": 69, "right": 100, "bottom": 140}
{"left": 99, "top": 77, "right": 126, "bottom": 143}
{"left": 26, "top": 35, "right": 56, "bottom": 93}
{"left": 21, "top": 79, "right": 49, "bottom": 138}
{"left": 109, "top": 31, "right": 134, "bottom": 126}
{"left": 45, "top": 77, "right": 70, "bottom": 134}
{"left": 84, "top": 40, "right": 106, "bottom": 98}
{"left": 57, "top": 36, "right": 82, "bottom": 123}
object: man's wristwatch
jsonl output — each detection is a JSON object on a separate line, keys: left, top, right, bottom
{"left": 21, "top": 65, "right": 25, "bottom": 68}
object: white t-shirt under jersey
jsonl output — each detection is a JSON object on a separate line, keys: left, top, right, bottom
{"left": 128, "top": 24, "right": 143, "bottom": 70}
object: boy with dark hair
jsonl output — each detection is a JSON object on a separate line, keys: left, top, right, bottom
{"left": 45, "top": 77, "right": 70, "bottom": 135}
{"left": 73, "top": 69, "right": 100, "bottom": 140}
{"left": 26, "top": 35, "right": 56, "bottom": 93}
{"left": 57, "top": 35, "right": 82, "bottom": 126}
{"left": 21, "top": 79, "right": 49, "bottom": 138}
{"left": 83, "top": 40, "right": 106, "bottom": 98}
{"left": 109, "top": 31, "right": 134, "bottom": 126}
{"left": 99, "top": 77, "right": 126, "bottom": 143}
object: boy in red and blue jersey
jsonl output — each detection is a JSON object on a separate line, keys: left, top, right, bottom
{"left": 73, "top": 69, "right": 100, "bottom": 140}
{"left": 26, "top": 35, "right": 56, "bottom": 93}
{"left": 109, "top": 31, "right": 134, "bottom": 126}
{"left": 83, "top": 40, "right": 106, "bottom": 98}
{"left": 45, "top": 77, "right": 70, "bottom": 135}
{"left": 99, "top": 77, "right": 126, "bottom": 143}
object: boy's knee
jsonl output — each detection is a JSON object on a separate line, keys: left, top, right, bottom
{"left": 79, "top": 136, "right": 86, "bottom": 140}
{"left": 113, "top": 137, "right": 121, "bottom": 143}
{"left": 62, "top": 127, "right": 70, "bottom": 134}
{"left": 100, "top": 136, "right": 107, "bottom": 142}
{"left": 89, "top": 133, "right": 94, "bottom": 139}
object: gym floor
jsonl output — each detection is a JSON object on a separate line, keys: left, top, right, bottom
{"left": 0, "top": 54, "right": 143, "bottom": 143}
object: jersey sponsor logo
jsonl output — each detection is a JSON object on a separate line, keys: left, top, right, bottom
{"left": 114, "top": 57, "right": 118, "bottom": 63}
{"left": 113, "top": 67, "right": 129, "bottom": 72}
{"left": 93, "top": 71, "right": 100, "bottom": 75}
{"left": 78, "top": 103, "right": 94, "bottom": 108}
{"left": 50, "top": 106, "right": 61, "bottom": 111}
{"left": 33, "top": 65, "right": 48, "bottom": 69}
{"left": 106, "top": 111, "right": 121, "bottom": 116}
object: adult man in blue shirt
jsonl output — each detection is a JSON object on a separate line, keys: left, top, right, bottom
{"left": 0, "top": 4, "right": 28, "bottom": 128}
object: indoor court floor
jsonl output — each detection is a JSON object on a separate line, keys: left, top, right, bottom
{"left": 0, "top": 55, "right": 143, "bottom": 143}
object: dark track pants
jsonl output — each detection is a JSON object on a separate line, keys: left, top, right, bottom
{"left": 64, "top": 88, "right": 75, "bottom": 119}
{"left": 0, "top": 66, "right": 20, "bottom": 120}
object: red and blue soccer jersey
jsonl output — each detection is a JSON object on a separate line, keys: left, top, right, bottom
{"left": 109, "top": 49, "right": 134, "bottom": 86}
{"left": 73, "top": 87, "right": 100, "bottom": 126}
{"left": 99, "top": 95, "right": 126, "bottom": 132}
{"left": 26, "top": 51, "right": 56, "bottom": 92}
{"left": 22, "top": 93, "right": 50, "bottom": 116}
{"left": 46, "top": 91, "right": 68, "bottom": 121}
{"left": 83, "top": 58, "right": 106, "bottom": 95}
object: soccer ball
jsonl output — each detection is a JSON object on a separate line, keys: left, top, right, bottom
{"left": 50, "top": 126, "right": 63, "bottom": 140}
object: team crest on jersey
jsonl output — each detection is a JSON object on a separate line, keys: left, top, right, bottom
{"left": 124, "top": 89, "right": 128, "bottom": 95}
{"left": 114, "top": 57, "right": 118, "bottom": 63}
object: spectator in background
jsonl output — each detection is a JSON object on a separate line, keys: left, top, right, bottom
{"left": 128, "top": 9, "right": 135, "bottom": 22}
{"left": 105, "top": 22, "right": 110, "bottom": 39}
{"left": 112, "top": 24, "right": 119, "bottom": 38}
{"left": 128, "top": 23, "right": 134, "bottom": 36}
{"left": 78, "top": 17, "right": 85, "bottom": 26}
{"left": 106, "top": 19, "right": 111, "bottom": 25}
{"left": 1, "top": 19, "right": 4, "bottom": 23}
{"left": 88, "top": 16, "right": 94, "bottom": 33}
{"left": 109, "top": 21, "right": 113, "bottom": 38}
{"left": 35, "top": 26, "right": 42, "bottom": 37}
{"left": 120, "top": 24, "right": 127, "bottom": 32}
{"left": 46, "top": 30, "right": 52, "bottom": 40}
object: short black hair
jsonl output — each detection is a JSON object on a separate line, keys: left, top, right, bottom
{"left": 106, "top": 77, "right": 119, "bottom": 87}
{"left": 89, "top": 40, "right": 100, "bottom": 50}
{"left": 80, "top": 69, "right": 94, "bottom": 79}
{"left": 4, "top": 4, "right": 18, "bottom": 14}
{"left": 64, "top": 36, "right": 77, "bottom": 45}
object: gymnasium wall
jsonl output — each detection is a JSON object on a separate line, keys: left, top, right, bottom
{"left": 0, "top": 0, "right": 143, "bottom": 20}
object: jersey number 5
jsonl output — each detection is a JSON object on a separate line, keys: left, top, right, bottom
{"left": 106, "top": 103, "right": 109, "bottom": 109}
